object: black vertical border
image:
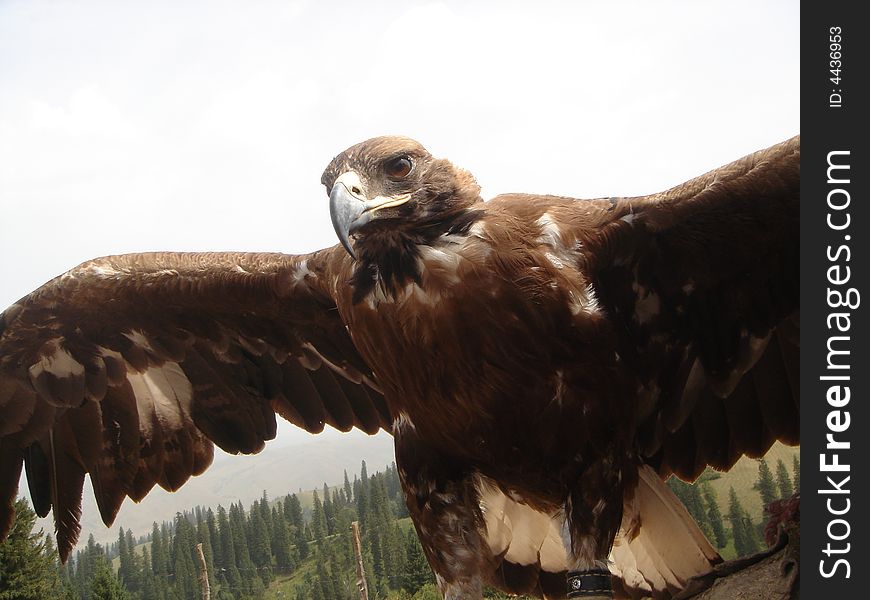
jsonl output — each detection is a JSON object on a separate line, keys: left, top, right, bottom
{"left": 801, "top": 3, "right": 868, "bottom": 597}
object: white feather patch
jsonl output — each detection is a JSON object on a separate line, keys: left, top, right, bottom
{"left": 536, "top": 213, "right": 563, "bottom": 248}
{"left": 475, "top": 474, "right": 567, "bottom": 571}
{"left": 123, "top": 330, "right": 155, "bottom": 353}
{"left": 126, "top": 362, "right": 193, "bottom": 433}
{"left": 392, "top": 411, "right": 415, "bottom": 433}
{"left": 84, "top": 263, "right": 123, "bottom": 278}
{"left": 475, "top": 467, "right": 717, "bottom": 595}
{"left": 29, "top": 340, "right": 84, "bottom": 380}
{"left": 568, "top": 283, "right": 600, "bottom": 316}
{"left": 292, "top": 259, "right": 314, "bottom": 285}
{"left": 419, "top": 245, "right": 462, "bottom": 283}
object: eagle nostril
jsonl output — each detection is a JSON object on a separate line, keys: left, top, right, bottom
{"left": 352, "top": 186, "right": 362, "bottom": 196}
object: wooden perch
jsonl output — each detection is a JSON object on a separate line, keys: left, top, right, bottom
{"left": 674, "top": 497, "right": 800, "bottom": 600}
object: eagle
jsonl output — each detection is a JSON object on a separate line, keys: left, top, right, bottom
{"left": 0, "top": 135, "right": 799, "bottom": 599}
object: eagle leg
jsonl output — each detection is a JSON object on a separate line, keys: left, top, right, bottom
{"left": 394, "top": 433, "right": 492, "bottom": 600}
{"left": 560, "top": 463, "right": 628, "bottom": 600}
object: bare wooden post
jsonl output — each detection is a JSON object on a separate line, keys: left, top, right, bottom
{"left": 195, "top": 542, "right": 211, "bottom": 600}
{"left": 351, "top": 521, "right": 370, "bottom": 600}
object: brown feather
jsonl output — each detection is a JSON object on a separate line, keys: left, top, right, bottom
{"left": 307, "top": 365, "right": 355, "bottom": 431}
{"left": 335, "top": 376, "right": 384, "bottom": 434}
{"left": 0, "top": 439, "right": 23, "bottom": 540}
{"left": 90, "top": 385, "right": 141, "bottom": 525}
{"left": 24, "top": 442, "right": 52, "bottom": 517}
{"left": 751, "top": 331, "right": 800, "bottom": 445}
{"left": 279, "top": 358, "right": 327, "bottom": 432}
{"left": 689, "top": 391, "right": 732, "bottom": 472}
{"left": 183, "top": 348, "right": 268, "bottom": 454}
{"left": 47, "top": 419, "right": 87, "bottom": 560}
{"left": 724, "top": 376, "right": 775, "bottom": 459}
{"left": 493, "top": 560, "right": 540, "bottom": 596}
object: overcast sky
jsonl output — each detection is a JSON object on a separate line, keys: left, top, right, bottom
{"left": 0, "top": 0, "right": 798, "bottom": 541}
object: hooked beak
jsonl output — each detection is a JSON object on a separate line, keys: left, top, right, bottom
{"left": 328, "top": 171, "right": 411, "bottom": 259}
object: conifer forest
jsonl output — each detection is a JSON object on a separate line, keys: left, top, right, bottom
{"left": 0, "top": 455, "right": 799, "bottom": 599}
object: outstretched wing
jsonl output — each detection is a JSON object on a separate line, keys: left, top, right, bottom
{"left": 588, "top": 135, "right": 800, "bottom": 480}
{"left": 0, "top": 248, "right": 389, "bottom": 558}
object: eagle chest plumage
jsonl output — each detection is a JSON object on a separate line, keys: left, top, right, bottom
{"left": 336, "top": 209, "right": 640, "bottom": 592}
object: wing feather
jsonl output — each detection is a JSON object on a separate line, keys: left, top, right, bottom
{"left": 47, "top": 419, "right": 87, "bottom": 560}
{"left": 24, "top": 442, "right": 51, "bottom": 517}
{"left": 279, "top": 359, "right": 328, "bottom": 433}
{"left": 538, "top": 135, "right": 799, "bottom": 480}
{"left": 307, "top": 365, "right": 356, "bottom": 431}
{"left": 0, "top": 440, "right": 24, "bottom": 539}
{"left": 0, "top": 249, "right": 386, "bottom": 558}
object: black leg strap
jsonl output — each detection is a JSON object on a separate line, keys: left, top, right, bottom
{"left": 566, "top": 569, "right": 612, "bottom": 597}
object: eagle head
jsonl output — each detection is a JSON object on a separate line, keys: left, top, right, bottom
{"left": 322, "top": 136, "right": 481, "bottom": 259}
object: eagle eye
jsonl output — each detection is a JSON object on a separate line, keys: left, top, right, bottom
{"left": 384, "top": 156, "right": 413, "bottom": 179}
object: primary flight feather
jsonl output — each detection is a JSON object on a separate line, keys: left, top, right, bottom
{"left": 0, "top": 135, "right": 799, "bottom": 599}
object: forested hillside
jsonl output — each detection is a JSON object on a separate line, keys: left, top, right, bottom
{"left": 1, "top": 448, "right": 799, "bottom": 600}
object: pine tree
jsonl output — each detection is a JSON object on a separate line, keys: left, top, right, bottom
{"left": 250, "top": 570, "right": 266, "bottom": 598}
{"left": 375, "top": 575, "right": 390, "bottom": 600}
{"left": 139, "top": 546, "right": 158, "bottom": 600}
{"left": 323, "top": 483, "right": 337, "bottom": 535}
{"left": 150, "top": 523, "right": 163, "bottom": 576}
{"left": 231, "top": 502, "right": 257, "bottom": 595}
{"left": 206, "top": 508, "right": 222, "bottom": 580}
{"left": 217, "top": 505, "right": 242, "bottom": 592}
{"left": 284, "top": 494, "right": 302, "bottom": 528}
{"left": 116, "top": 527, "right": 128, "bottom": 582}
{"left": 271, "top": 504, "right": 295, "bottom": 573}
{"left": 314, "top": 554, "right": 332, "bottom": 600}
{"left": 744, "top": 516, "right": 762, "bottom": 555}
{"left": 0, "top": 498, "right": 62, "bottom": 600}
{"left": 58, "top": 547, "right": 78, "bottom": 599}
{"left": 197, "top": 515, "right": 218, "bottom": 594}
{"left": 116, "top": 527, "right": 141, "bottom": 595}
{"left": 311, "top": 490, "right": 327, "bottom": 546}
{"left": 125, "top": 528, "right": 143, "bottom": 595}
{"left": 284, "top": 494, "right": 309, "bottom": 560}
{"left": 367, "top": 474, "right": 404, "bottom": 589}
{"left": 667, "top": 477, "right": 714, "bottom": 541}
{"left": 792, "top": 455, "right": 800, "bottom": 492}
{"left": 727, "top": 487, "right": 748, "bottom": 556}
{"left": 700, "top": 483, "right": 727, "bottom": 549}
{"left": 304, "top": 571, "right": 323, "bottom": 600}
{"left": 43, "top": 534, "right": 76, "bottom": 600}
{"left": 727, "top": 487, "right": 761, "bottom": 557}
{"left": 259, "top": 490, "right": 273, "bottom": 547}
{"left": 344, "top": 470, "right": 353, "bottom": 505}
{"left": 402, "top": 528, "right": 433, "bottom": 593}
{"left": 385, "top": 463, "right": 402, "bottom": 499}
{"left": 171, "top": 512, "right": 199, "bottom": 600}
{"left": 89, "top": 555, "right": 131, "bottom": 600}
{"left": 753, "top": 459, "right": 778, "bottom": 513}
{"left": 73, "top": 534, "right": 103, "bottom": 599}
{"left": 160, "top": 522, "right": 171, "bottom": 571}
{"left": 249, "top": 503, "right": 272, "bottom": 570}
{"left": 776, "top": 459, "right": 793, "bottom": 498}
{"left": 357, "top": 461, "right": 370, "bottom": 529}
